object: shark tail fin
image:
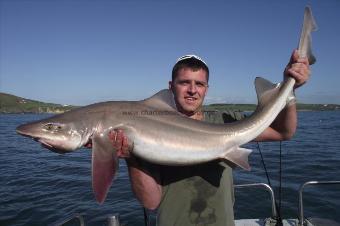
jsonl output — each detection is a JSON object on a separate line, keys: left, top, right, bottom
{"left": 298, "top": 6, "right": 318, "bottom": 65}
{"left": 255, "top": 77, "right": 294, "bottom": 107}
{"left": 221, "top": 147, "right": 252, "bottom": 171}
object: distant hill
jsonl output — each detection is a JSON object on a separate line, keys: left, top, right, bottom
{"left": 1, "top": 92, "right": 339, "bottom": 114}
{"left": 0, "top": 93, "right": 77, "bottom": 113}
{"left": 204, "top": 103, "right": 340, "bottom": 112}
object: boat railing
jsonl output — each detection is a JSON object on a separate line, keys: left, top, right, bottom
{"left": 51, "top": 213, "right": 85, "bottom": 226}
{"left": 52, "top": 213, "right": 120, "bottom": 226}
{"left": 298, "top": 180, "right": 340, "bottom": 226}
{"left": 52, "top": 181, "right": 340, "bottom": 226}
{"left": 234, "top": 183, "right": 278, "bottom": 220}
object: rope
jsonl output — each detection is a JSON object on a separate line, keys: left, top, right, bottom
{"left": 278, "top": 141, "right": 282, "bottom": 220}
{"left": 143, "top": 207, "right": 149, "bottom": 226}
{"left": 256, "top": 142, "right": 283, "bottom": 226}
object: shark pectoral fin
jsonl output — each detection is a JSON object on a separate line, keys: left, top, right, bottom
{"left": 92, "top": 133, "right": 119, "bottom": 204}
{"left": 221, "top": 147, "right": 252, "bottom": 171}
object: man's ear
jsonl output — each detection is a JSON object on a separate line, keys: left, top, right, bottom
{"left": 168, "top": 81, "right": 173, "bottom": 90}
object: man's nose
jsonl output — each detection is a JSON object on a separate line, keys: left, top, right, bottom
{"left": 188, "top": 82, "right": 197, "bottom": 94}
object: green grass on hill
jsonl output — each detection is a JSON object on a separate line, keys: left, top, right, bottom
{"left": 0, "top": 92, "right": 76, "bottom": 113}
{"left": 1, "top": 92, "right": 339, "bottom": 114}
{"left": 204, "top": 103, "right": 340, "bottom": 112}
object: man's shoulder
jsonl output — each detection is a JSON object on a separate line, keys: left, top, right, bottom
{"left": 203, "top": 109, "right": 244, "bottom": 123}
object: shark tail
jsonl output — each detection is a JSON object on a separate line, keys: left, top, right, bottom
{"left": 299, "top": 6, "right": 318, "bottom": 65}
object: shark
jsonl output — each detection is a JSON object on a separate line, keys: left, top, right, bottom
{"left": 16, "top": 6, "right": 317, "bottom": 203}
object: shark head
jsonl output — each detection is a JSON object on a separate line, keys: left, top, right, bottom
{"left": 16, "top": 116, "right": 91, "bottom": 153}
{"left": 16, "top": 111, "right": 117, "bottom": 204}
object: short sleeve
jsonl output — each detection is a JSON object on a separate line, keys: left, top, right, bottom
{"left": 221, "top": 110, "right": 245, "bottom": 123}
{"left": 204, "top": 110, "right": 245, "bottom": 124}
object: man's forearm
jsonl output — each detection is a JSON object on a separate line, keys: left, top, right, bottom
{"left": 126, "top": 158, "right": 162, "bottom": 210}
{"left": 272, "top": 103, "right": 297, "bottom": 140}
{"left": 255, "top": 48, "right": 310, "bottom": 142}
{"left": 255, "top": 103, "right": 297, "bottom": 142}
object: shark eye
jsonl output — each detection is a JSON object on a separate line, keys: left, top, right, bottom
{"left": 44, "top": 123, "right": 62, "bottom": 131}
{"left": 44, "top": 123, "right": 53, "bottom": 130}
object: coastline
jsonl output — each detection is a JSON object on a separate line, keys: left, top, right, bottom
{"left": 1, "top": 92, "right": 339, "bottom": 114}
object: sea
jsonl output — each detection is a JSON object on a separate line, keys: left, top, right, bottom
{"left": 0, "top": 111, "right": 339, "bottom": 226}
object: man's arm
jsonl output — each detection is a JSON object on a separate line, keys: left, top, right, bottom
{"left": 110, "top": 130, "right": 162, "bottom": 210}
{"left": 255, "top": 50, "right": 310, "bottom": 142}
{"left": 255, "top": 104, "right": 297, "bottom": 141}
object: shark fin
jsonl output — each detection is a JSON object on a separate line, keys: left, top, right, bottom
{"left": 298, "top": 6, "right": 317, "bottom": 65}
{"left": 254, "top": 77, "right": 280, "bottom": 106}
{"left": 91, "top": 132, "right": 119, "bottom": 204}
{"left": 221, "top": 147, "right": 252, "bottom": 171}
{"left": 255, "top": 77, "right": 295, "bottom": 107}
{"left": 142, "top": 89, "right": 177, "bottom": 111}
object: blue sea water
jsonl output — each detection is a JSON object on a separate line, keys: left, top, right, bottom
{"left": 0, "top": 111, "right": 339, "bottom": 226}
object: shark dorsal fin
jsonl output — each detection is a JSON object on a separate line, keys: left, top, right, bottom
{"left": 255, "top": 77, "right": 279, "bottom": 105}
{"left": 255, "top": 77, "right": 295, "bottom": 106}
{"left": 143, "top": 89, "right": 177, "bottom": 111}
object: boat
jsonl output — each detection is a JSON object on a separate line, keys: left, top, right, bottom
{"left": 234, "top": 181, "right": 340, "bottom": 226}
{"left": 52, "top": 180, "right": 340, "bottom": 226}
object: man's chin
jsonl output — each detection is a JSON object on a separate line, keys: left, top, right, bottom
{"left": 180, "top": 107, "right": 201, "bottom": 116}
{"left": 175, "top": 100, "right": 202, "bottom": 116}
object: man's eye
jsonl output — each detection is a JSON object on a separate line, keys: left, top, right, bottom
{"left": 196, "top": 82, "right": 207, "bottom": 88}
{"left": 179, "top": 81, "right": 190, "bottom": 86}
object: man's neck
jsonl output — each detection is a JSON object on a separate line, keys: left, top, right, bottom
{"left": 184, "top": 110, "right": 204, "bottom": 121}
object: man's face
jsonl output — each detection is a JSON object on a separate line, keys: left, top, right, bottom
{"left": 169, "top": 67, "right": 208, "bottom": 116}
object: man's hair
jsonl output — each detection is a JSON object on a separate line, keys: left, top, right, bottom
{"left": 171, "top": 58, "right": 210, "bottom": 82}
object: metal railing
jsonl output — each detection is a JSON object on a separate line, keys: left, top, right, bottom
{"left": 298, "top": 180, "right": 340, "bottom": 226}
{"left": 52, "top": 213, "right": 121, "bottom": 226}
{"left": 107, "top": 214, "right": 121, "bottom": 226}
{"left": 234, "top": 183, "right": 278, "bottom": 220}
{"left": 52, "top": 180, "right": 340, "bottom": 226}
{"left": 51, "top": 213, "right": 85, "bottom": 226}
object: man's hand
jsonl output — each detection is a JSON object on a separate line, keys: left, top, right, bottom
{"left": 108, "top": 129, "right": 132, "bottom": 158}
{"left": 284, "top": 50, "right": 311, "bottom": 89}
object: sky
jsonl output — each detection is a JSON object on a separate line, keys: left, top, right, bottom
{"left": 1, "top": 0, "right": 340, "bottom": 106}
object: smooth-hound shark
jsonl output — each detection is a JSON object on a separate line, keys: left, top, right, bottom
{"left": 16, "top": 6, "right": 317, "bottom": 203}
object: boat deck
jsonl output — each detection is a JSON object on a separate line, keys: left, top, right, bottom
{"left": 235, "top": 218, "right": 340, "bottom": 226}
{"left": 235, "top": 219, "right": 296, "bottom": 226}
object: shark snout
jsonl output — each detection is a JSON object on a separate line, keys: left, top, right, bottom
{"left": 16, "top": 123, "right": 35, "bottom": 138}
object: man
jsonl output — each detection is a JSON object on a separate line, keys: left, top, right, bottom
{"left": 110, "top": 51, "right": 310, "bottom": 226}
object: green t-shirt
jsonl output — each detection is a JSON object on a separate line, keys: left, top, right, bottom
{"left": 156, "top": 110, "right": 243, "bottom": 226}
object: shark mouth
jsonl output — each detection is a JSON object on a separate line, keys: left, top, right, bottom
{"left": 35, "top": 138, "right": 67, "bottom": 154}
